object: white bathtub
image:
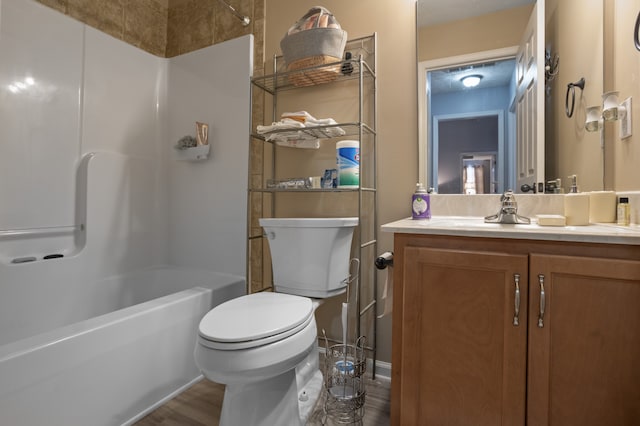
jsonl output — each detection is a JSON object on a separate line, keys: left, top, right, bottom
{"left": 0, "top": 266, "right": 245, "bottom": 426}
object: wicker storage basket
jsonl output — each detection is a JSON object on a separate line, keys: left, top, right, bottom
{"left": 287, "top": 54, "right": 342, "bottom": 87}
{"left": 280, "top": 19, "right": 347, "bottom": 87}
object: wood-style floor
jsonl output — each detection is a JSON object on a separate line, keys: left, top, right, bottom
{"left": 133, "top": 371, "right": 390, "bottom": 426}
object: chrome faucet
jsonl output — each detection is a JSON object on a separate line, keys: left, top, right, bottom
{"left": 484, "top": 190, "right": 531, "bottom": 224}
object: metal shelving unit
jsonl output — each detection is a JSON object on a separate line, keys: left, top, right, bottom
{"left": 247, "top": 33, "right": 378, "bottom": 376}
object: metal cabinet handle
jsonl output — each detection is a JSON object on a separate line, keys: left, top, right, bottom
{"left": 513, "top": 274, "right": 521, "bottom": 326}
{"left": 537, "top": 274, "right": 546, "bottom": 328}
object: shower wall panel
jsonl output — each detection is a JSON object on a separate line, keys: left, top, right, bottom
{"left": 0, "top": 0, "right": 83, "bottom": 231}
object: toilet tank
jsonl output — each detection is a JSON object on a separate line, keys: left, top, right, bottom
{"left": 259, "top": 217, "right": 358, "bottom": 298}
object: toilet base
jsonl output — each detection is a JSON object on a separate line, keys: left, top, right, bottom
{"left": 218, "top": 348, "right": 323, "bottom": 426}
{"left": 220, "top": 369, "right": 300, "bottom": 426}
{"left": 298, "top": 368, "right": 323, "bottom": 424}
{"left": 219, "top": 368, "right": 323, "bottom": 426}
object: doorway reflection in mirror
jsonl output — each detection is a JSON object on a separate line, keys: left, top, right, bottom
{"left": 428, "top": 58, "right": 515, "bottom": 194}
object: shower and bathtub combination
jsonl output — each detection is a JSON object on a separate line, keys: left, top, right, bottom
{"left": 0, "top": 150, "right": 248, "bottom": 425}
{"left": 0, "top": 150, "right": 248, "bottom": 426}
{"left": 0, "top": 266, "right": 244, "bottom": 425}
{"left": 0, "top": 0, "right": 252, "bottom": 424}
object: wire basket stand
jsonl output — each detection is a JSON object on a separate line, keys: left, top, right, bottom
{"left": 322, "top": 335, "right": 367, "bottom": 424}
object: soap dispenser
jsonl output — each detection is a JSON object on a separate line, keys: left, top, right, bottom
{"left": 564, "top": 175, "right": 590, "bottom": 225}
{"left": 412, "top": 183, "right": 431, "bottom": 220}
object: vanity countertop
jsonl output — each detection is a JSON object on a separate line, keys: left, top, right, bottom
{"left": 381, "top": 216, "right": 640, "bottom": 245}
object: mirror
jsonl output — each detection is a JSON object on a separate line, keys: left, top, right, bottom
{"left": 417, "top": 0, "right": 605, "bottom": 194}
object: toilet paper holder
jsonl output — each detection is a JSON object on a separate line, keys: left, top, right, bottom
{"left": 375, "top": 252, "right": 393, "bottom": 269}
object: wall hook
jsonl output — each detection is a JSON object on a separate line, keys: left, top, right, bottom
{"left": 565, "top": 77, "right": 585, "bottom": 118}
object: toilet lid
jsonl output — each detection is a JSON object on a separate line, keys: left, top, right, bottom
{"left": 198, "top": 292, "right": 313, "bottom": 350}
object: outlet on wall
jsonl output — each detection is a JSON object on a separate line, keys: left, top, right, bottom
{"left": 621, "top": 97, "right": 632, "bottom": 139}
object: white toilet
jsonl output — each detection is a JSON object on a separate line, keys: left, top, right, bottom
{"left": 194, "top": 217, "right": 358, "bottom": 426}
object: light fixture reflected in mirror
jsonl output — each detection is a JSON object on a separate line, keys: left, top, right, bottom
{"left": 461, "top": 74, "right": 482, "bottom": 88}
{"left": 602, "top": 91, "right": 626, "bottom": 121}
{"left": 586, "top": 91, "right": 628, "bottom": 132}
{"left": 585, "top": 106, "right": 603, "bottom": 132}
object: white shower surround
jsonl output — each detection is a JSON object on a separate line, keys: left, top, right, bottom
{"left": 0, "top": 0, "right": 252, "bottom": 423}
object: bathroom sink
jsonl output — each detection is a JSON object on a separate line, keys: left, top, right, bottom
{"left": 414, "top": 216, "right": 505, "bottom": 229}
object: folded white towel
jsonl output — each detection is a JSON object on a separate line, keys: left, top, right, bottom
{"left": 275, "top": 139, "right": 320, "bottom": 149}
{"left": 281, "top": 111, "right": 344, "bottom": 128}
{"left": 256, "top": 113, "right": 344, "bottom": 148}
{"left": 309, "top": 118, "right": 346, "bottom": 137}
{"left": 310, "top": 118, "right": 337, "bottom": 125}
{"left": 256, "top": 118, "right": 304, "bottom": 134}
{"left": 281, "top": 111, "right": 314, "bottom": 123}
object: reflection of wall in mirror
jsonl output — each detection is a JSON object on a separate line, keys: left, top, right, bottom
{"left": 611, "top": 0, "right": 640, "bottom": 190}
{"left": 545, "top": 0, "right": 604, "bottom": 192}
{"left": 417, "top": 5, "right": 533, "bottom": 61}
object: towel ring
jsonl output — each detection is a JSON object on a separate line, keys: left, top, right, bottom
{"left": 635, "top": 11, "right": 640, "bottom": 51}
{"left": 565, "top": 77, "right": 585, "bottom": 118}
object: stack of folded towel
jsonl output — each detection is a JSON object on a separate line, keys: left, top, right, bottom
{"left": 256, "top": 111, "right": 345, "bottom": 148}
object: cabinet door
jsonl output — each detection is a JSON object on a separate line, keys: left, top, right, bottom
{"left": 400, "top": 246, "right": 528, "bottom": 425}
{"left": 528, "top": 254, "right": 640, "bottom": 426}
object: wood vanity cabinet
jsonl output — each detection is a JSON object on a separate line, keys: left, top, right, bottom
{"left": 390, "top": 233, "right": 640, "bottom": 426}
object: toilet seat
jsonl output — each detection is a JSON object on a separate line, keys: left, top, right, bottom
{"left": 198, "top": 292, "right": 313, "bottom": 350}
